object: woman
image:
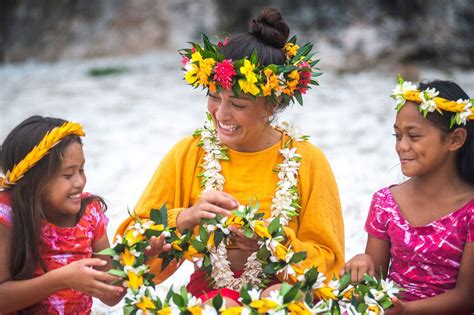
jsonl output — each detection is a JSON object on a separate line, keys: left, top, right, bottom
{"left": 116, "top": 7, "right": 344, "bottom": 303}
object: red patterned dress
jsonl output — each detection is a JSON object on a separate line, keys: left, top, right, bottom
{"left": 0, "top": 191, "right": 108, "bottom": 314}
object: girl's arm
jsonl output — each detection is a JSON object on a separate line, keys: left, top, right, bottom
{"left": 388, "top": 242, "right": 474, "bottom": 315}
{"left": 342, "top": 234, "right": 391, "bottom": 282}
{"left": 0, "top": 225, "right": 123, "bottom": 313}
{"left": 92, "top": 233, "right": 126, "bottom": 306}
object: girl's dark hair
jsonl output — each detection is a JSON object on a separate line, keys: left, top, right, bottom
{"left": 220, "top": 8, "right": 290, "bottom": 110}
{"left": 420, "top": 80, "right": 474, "bottom": 185}
{"left": 0, "top": 115, "right": 106, "bottom": 280}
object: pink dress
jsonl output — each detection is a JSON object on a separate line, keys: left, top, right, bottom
{"left": 365, "top": 187, "right": 474, "bottom": 301}
{"left": 0, "top": 191, "right": 108, "bottom": 314}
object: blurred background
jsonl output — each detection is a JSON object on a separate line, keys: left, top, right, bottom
{"left": 1, "top": 1, "right": 473, "bottom": 313}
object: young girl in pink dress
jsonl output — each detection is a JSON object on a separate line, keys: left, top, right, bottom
{"left": 342, "top": 79, "right": 474, "bottom": 314}
{"left": 0, "top": 116, "right": 124, "bottom": 314}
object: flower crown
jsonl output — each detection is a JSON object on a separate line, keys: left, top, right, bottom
{"left": 0, "top": 122, "right": 85, "bottom": 189}
{"left": 179, "top": 33, "right": 321, "bottom": 105}
{"left": 391, "top": 75, "right": 474, "bottom": 127}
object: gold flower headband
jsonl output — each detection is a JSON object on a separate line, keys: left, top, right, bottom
{"left": 0, "top": 122, "right": 85, "bottom": 189}
{"left": 391, "top": 75, "right": 474, "bottom": 127}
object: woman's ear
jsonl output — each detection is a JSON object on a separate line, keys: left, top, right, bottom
{"left": 447, "top": 127, "right": 467, "bottom": 151}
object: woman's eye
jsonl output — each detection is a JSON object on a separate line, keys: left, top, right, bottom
{"left": 409, "top": 134, "right": 420, "bottom": 139}
{"left": 232, "top": 103, "right": 245, "bottom": 109}
{"left": 392, "top": 133, "right": 401, "bottom": 140}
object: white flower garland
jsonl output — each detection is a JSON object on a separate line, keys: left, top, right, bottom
{"left": 197, "top": 116, "right": 306, "bottom": 290}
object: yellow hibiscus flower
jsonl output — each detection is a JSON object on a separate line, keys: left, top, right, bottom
{"left": 136, "top": 296, "right": 156, "bottom": 311}
{"left": 126, "top": 270, "right": 143, "bottom": 291}
{"left": 253, "top": 220, "right": 272, "bottom": 239}
{"left": 120, "top": 248, "right": 135, "bottom": 266}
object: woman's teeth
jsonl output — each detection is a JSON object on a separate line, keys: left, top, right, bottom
{"left": 218, "top": 121, "right": 239, "bottom": 132}
{"left": 68, "top": 194, "right": 81, "bottom": 200}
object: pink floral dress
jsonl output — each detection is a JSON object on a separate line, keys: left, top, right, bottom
{"left": 0, "top": 191, "right": 108, "bottom": 314}
{"left": 365, "top": 187, "right": 474, "bottom": 301}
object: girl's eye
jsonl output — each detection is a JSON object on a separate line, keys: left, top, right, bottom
{"left": 209, "top": 94, "right": 220, "bottom": 101}
{"left": 392, "top": 133, "right": 401, "bottom": 140}
{"left": 409, "top": 134, "right": 420, "bottom": 139}
{"left": 63, "top": 174, "right": 73, "bottom": 179}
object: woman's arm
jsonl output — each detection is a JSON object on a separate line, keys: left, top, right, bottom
{"left": 388, "top": 242, "right": 474, "bottom": 315}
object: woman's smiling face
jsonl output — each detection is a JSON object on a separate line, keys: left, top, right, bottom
{"left": 207, "top": 89, "right": 275, "bottom": 152}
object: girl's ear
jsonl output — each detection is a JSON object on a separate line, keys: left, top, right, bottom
{"left": 447, "top": 127, "right": 467, "bottom": 151}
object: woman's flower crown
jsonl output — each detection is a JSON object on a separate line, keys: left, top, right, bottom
{"left": 391, "top": 75, "right": 474, "bottom": 127}
{"left": 0, "top": 122, "right": 85, "bottom": 189}
{"left": 179, "top": 33, "right": 321, "bottom": 105}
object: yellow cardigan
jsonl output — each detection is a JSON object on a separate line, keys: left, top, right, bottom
{"left": 116, "top": 132, "right": 345, "bottom": 283}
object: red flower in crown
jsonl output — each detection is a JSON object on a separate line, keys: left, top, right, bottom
{"left": 213, "top": 59, "right": 236, "bottom": 90}
{"left": 297, "top": 61, "right": 312, "bottom": 94}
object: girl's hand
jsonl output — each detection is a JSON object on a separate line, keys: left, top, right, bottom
{"left": 228, "top": 225, "right": 260, "bottom": 252}
{"left": 144, "top": 233, "right": 172, "bottom": 257}
{"left": 55, "top": 258, "right": 124, "bottom": 298}
{"left": 340, "top": 253, "right": 375, "bottom": 282}
{"left": 386, "top": 297, "right": 406, "bottom": 314}
{"left": 177, "top": 191, "right": 239, "bottom": 232}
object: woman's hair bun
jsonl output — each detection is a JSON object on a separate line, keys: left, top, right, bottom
{"left": 249, "top": 8, "right": 290, "bottom": 49}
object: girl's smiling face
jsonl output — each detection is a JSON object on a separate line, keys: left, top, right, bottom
{"left": 394, "top": 101, "right": 453, "bottom": 178}
{"left": 207, "top": 89, "right": 276, "bottom": 152}
{"left": 42, "top": 141, "right": 86, "bottom": 226}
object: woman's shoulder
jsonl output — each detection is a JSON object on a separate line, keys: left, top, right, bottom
{"left": 167, "top": 135, "right": 203, "bottom": 157}
{"left": 292, "top": 140, "right": 327, "bottom": 162}
{"left": 0, "top": 191, "right": 13, "bottom": 229}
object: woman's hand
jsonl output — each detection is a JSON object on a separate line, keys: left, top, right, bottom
{"left": 228, "top": 225, "right": 260, "bottom": 252}
{"left": 55, "top": 258, "right": 124, "bottom": 298}
{"left": 144, "top": 233, "right": 172, "bottom": 257}
{"left": 177, "top": 191, "right": 239, "bottom": 232}
{"left": 340, "top": 253, "right": 375, "bottom": 282}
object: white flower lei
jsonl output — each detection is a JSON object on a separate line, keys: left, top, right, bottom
{"left": 197, "top": 116, "right": 306, "bottom": 290}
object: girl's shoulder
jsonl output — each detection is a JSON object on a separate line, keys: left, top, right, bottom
{"left": 0, "top": 191, "right": 13, "bottom": 229}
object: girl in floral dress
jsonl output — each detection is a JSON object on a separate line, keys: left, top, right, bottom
{"left": 0, "top": 116, "right": 124, "bottom": 314}
{"left": 342, "top": 79, "right": 474, "bottom": 314}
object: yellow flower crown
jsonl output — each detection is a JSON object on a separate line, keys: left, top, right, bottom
{"left": 179, "top": 33, "right": 321, "bottom": 105}
{"left": 0, "top": 122, "right": 85, "bottom": 189}
{"left": 391, "top": 75, "right": 474, "bottom": 127}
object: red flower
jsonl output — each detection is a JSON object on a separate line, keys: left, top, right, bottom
{"left": 214, "top": 59, "right": 236, "bottom": 90}
{"left": 217, "top": 38, "right": 229, "bottom": 47}
{"left": 297, "top": 61, "right": 311, "bottom": 94}
{"left": 181, "top": 55, "right": 190, "bottom": 66}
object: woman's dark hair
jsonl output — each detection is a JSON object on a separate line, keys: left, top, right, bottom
{"left": 420, "top": 80, "right": 474, "bottom": 185}
{"left": 0, "top": 115, "right": 106, "bottom": 280}
{"left": 220, "top": 8, "right": 290, "bottom": 111}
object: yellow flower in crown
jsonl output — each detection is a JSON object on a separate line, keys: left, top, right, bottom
{"left": 188, "top": 305, "right": 202, "bottom": 315}
{"left": 120, "top": 248, "right": 136, "bottom": 266}
{"left": 287, "top": 301, "right": 311, "bottom": 315}
{"left": 238, "top": 59, "right": 260, "bottom": 96}
{"left": 253, "top": 220, "right": 272, "bottom": 239}
{"left": 136, "top": 296, "right": 156, "bottom": 311}
{"left": 284, "top": 42, "right": 300, "bottom": 58}
{"left": 148, "top": 223, "right": 164, "bottom": 232}
{"left": 221, "top": 306, "right": 244, "bottom": 315}
{"left": 126, "top": 270, "right": 144, "bottom": 291}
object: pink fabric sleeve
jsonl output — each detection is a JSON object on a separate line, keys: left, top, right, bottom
{"left": 88, "top": 199, "right": 109, "bottom": 241}
{"left": 0, "top": 203, "right": 13, "bottom": 229}
{"left": 364, "top": 191, "right": 390, "bottom": 241}
{"left": 467, "top": 204, "right": 474, "bottom": 242}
